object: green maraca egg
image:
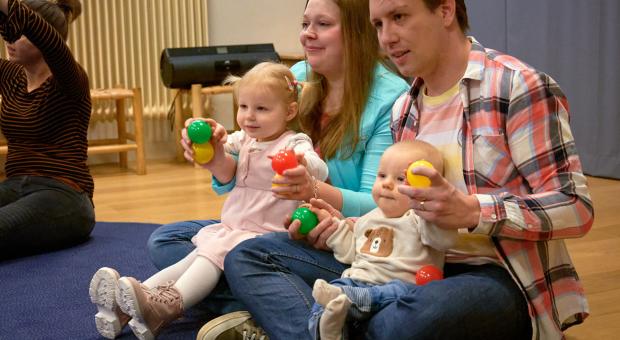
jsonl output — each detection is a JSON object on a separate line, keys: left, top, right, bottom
{"left": 187, "top": 120, "right": 212, "bottom": 144}
{"left": 291, "top": 207, "right": 319, "bottom": 235}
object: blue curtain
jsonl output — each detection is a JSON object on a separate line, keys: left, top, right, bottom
{"left": 467, "top": 0, "right": 620, "bottom": 179}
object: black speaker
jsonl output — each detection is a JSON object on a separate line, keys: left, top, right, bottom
{"left": 160, "top": 43, "right": 281, "bottom": 89}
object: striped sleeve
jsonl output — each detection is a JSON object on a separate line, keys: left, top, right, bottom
{"left": 1, "top": 0, "right": 89, "bottom": 98}
{"left": 473, "top": 69, "right": 594, "bottom": 241}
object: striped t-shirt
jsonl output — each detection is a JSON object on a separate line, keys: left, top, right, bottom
{"left": 0, "top": 0, "right": 93, "bottom": 198}
{"left": 416, "top": 82, "right": 498, "bottom": 265}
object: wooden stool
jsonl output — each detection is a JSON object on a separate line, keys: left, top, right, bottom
{"left": 0, "top": 137, "right": 6, "bottom": 155}
{"left": 172, "top": 84, "right": 235, "bottom": 161}
{"left": 89, "top": 87, "right": 147, "bottom": 175}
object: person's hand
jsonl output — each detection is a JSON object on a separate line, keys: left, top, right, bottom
{"left": 309, "top": 198, "right": 344, "bottom": 220}
{"left": 181, "top": 118, "right": 227, "bottom": 166}
{"left": 272, "top": 152, "right": 315, "bottom": 201}
{"left": 397, "top": 165, "right": 481, "bottom": 230}
{"left": 285, "top": 198, "right": 341, "bottom": 250}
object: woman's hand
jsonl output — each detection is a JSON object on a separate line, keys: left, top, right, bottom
{"left": 397, "top": 166, "right": 481, "bottom": 230}
{"left": 285, "top": 198, "right": 342, "bottom": 250}
{"left": 272, "top": 152, "right": 315, "bottom": 201}
{"left": 181, "top": 118, "right": 227, "bottom": 166}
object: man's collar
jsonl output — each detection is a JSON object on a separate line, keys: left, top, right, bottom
{"left": 462, "top": 36, "right": 486, "bottom": 82}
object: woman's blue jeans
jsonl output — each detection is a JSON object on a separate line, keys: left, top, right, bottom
{"left": 147, "top": 219, "right": 214, "bottom": 269}
{"left": 147, "top": 219, "right": 246, "bottom": 315}
{"left": 225, "top": 232, "right": 532, "bottom": 340}
{"left": 0, "top": 176, "right": 95, "bottom": 260}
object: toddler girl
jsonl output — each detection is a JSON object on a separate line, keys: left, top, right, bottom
{"left": 89, "top": 62, "right": 328, "bottom": 339}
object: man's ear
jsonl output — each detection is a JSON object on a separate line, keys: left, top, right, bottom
{"left": 286, "top": 101, "right": 299, "bottom": 122}
{"left": 439, "top": 0, "right": 457, "bottom": 28}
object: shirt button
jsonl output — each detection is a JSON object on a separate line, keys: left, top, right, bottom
{"left": 491, "top": 213, "right": 497, "bottom": 220}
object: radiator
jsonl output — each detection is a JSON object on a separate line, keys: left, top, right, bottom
{"left": 70, "top": 0, "right": 210, "bottom": 122}
{"left": 1, "top": 1, "right": 209, "bottom": 152}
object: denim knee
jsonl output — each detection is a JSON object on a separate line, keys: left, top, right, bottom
{"left": 224, "top": 233, "right": 293, "bottom": 283}
{"left": 146, "top": 224, "right": 172, "bottom": 254}
{"left": 147, "top": 220, "right": 216, "bottom": 270}
{"left": 224, "top": 236, "right": 264, "bottom": 271}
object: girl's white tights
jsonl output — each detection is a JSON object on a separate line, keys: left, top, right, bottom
{"left": 142, "top": 249, "right": 221, "bottom": 309}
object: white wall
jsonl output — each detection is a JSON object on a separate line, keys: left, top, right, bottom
{"left": 207, "top": 0, "right": 306, "bottom": 55}
{"left": 207, "top": 0, "right": 307, "bottom": 129}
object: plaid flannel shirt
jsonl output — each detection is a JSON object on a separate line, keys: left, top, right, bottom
{"left": 392, "top": 38, "right": 594, "bottom": 340}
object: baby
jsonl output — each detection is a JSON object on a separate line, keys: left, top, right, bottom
{"left": 308, "top": 140, "right": 457, "bottom": 340}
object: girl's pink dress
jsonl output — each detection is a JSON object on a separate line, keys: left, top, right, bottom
{"left": 192, "top": 130, "right": 326, "bottom": 269}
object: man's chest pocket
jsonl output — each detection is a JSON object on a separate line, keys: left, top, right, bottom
{"left": 472, "top": 131, "right": 516, "bottom": 187}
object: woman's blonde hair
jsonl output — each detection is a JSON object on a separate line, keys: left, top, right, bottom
{"left": 298, "top": 0, "right": 380, "bottom": 160}
{"left": 224, "top": 62, "right": 301, "bottom": 130}
{"left": 23, "top": 0, "right": 82, "bottom": 41}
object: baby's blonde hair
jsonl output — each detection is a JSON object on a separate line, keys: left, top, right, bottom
{"left": 224, "top": 62, "right": 301, "bottom": 129}
{"left": 388, "top": 140, "right": 444, "bottom": 175}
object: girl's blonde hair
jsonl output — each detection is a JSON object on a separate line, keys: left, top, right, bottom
{"left": 298, "top": 0, "right": 381, "bottom": 160}
{"left": 224, "top": 62, "right": 302, "bottom": 130}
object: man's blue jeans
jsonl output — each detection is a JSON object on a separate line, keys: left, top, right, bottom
{"left": 225, "top": 232, "right": 532, "bottom": 340}
{"left": 0, "top": 176, "right": 95, "bottom": 259}
{"left": 147, "top": 219, "right": 246, "bottom": 315}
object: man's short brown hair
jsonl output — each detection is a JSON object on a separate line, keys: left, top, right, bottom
{"left": 423, "top": 0, "right": 469, "bottom": 33}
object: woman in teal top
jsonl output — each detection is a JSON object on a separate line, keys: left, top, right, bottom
{"left": 203, "top": 0, "right": 410, "bottom": 339}
{"left": 146, "top": 0, "right": 407, "bottom": 337}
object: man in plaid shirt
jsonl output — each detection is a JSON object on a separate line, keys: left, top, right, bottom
{"left": 368, "top": 0, "right": 594, "bottom": 339}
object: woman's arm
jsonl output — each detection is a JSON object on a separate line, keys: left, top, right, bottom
{"left": 336, "top": 102, "right": 393, "bottom": 217}
{"left": 336, "top": 67, "right": 409, "bottom": 217}
{"left": 0, "top": 0, "right": 88, "bottom": 98}
{"left": 0, "top": 1, "right": 17, "bottom": 80}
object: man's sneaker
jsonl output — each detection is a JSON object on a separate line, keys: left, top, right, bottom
{"left": 89, "top": 267, "right": 131, "bottom": 339}
{"left": 116, "top": 277, "right": 183, "bottom": 340}
{"left": 196, "top": 311, "right": 269, "bottom": 340}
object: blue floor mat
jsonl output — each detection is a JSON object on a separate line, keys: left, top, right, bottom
{"left": 0, "top": 222, "right": 210, "bottom": 340}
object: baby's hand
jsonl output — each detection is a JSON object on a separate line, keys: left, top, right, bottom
{"left": 285, "top": 202, "right": 340, "bottom": 251}
{"left": 308, "top": 198, "right": 344, "bottom": 220}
